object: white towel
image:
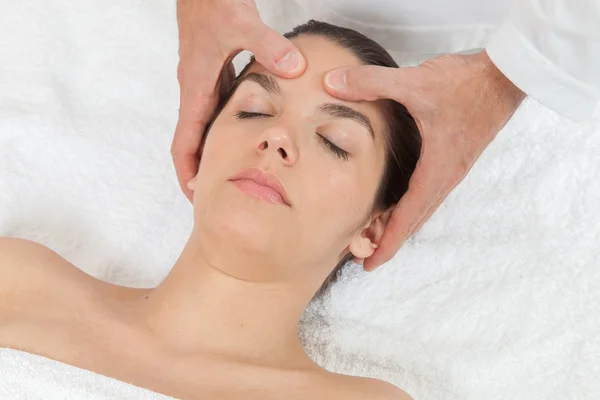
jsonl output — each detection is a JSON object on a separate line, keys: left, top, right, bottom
{"left": 0, "top": 1, "right": 599, "bottom": 399}
{"left": 0, "top": 348, "right": 175, "bottom": 399}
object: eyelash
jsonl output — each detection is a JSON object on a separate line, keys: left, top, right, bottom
{"left": 235, "top": 111, "right": 350, "bottom": 161}
{"left": 317, "top": 134, "right": 349, "bottom": 161}
{"left": 235, "top": 111, "right": 271, "bottom": 119}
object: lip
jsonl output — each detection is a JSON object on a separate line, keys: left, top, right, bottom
{"left": 228, "top": 168, "right": 291, "bottom": 206}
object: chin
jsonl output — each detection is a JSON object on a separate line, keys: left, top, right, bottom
{"left": 195, "top": 197, "right": 279, "bottom": 254}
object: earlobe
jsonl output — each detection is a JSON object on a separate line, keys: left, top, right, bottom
{"left": 187, "top": 176, "right": 196, "bottom": 190}
{"left": 350, "top": 208, "right": 393, "bottom": 270}
{"left": 348, "top": 237, "right": 378, "bottom": 259}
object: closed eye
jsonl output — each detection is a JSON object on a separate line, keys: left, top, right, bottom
{"left": 317, "top": 134, "right": 349, "bottom": 161}
{"left": 235, "top": 111, "right": 272, "bottom": 119}
{"left": 235, "top": 111, "right": 349, "bottom": 161}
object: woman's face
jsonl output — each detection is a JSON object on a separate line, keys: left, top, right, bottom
{"left": 189, "top": 35, "right": 388, "bottom": 281}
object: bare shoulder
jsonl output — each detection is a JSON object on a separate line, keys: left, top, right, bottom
{"left": 360, "top": 377, "right": 414, "bottom": 400}
{"left": 0, "top": 237, "right": 98, "bottom": 319}
{"left": 327, "top": 373, "right": 414, "bottom": 400}
{"left": 0, "top": 236, "right": 84, "bottom": 285}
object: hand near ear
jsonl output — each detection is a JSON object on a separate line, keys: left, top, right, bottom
{"left": 326, "top": 51, "right": 525, "bottom": 271}
{"left": 173, "top": 0, "right": 307, "bottom": 202}
{"left": 350, "top": 209, "right": 391, "bottom": 270}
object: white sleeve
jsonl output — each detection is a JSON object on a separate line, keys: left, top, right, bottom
{"left": 485, "top": 0, "right": 600, "bottom": 121}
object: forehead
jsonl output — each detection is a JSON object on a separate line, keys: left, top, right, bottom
{"left": 246, "top": 34, "right": 363, "bottom": 87}
{"left": 241, "top": 34, "right": 387, "bottom": 138}
{"left": 289, "top": 34, "right": 364, "bottom": 73}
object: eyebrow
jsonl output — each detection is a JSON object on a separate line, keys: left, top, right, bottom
{"left": 240, "top": 72, "right": 281, "bottom": 95}
{"left": 238, "top": 72, "right": 375, "bottom": 138}
{"left": 317, "top": 103, "right": 374, "bottom": 138}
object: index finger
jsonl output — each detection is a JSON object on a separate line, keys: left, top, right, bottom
{"left": 171, "top": 114, "right": 204, "bottom": 203}
{"left": 172, "top": 60, "right": 237, "bottom": 202}
{"left": 171, "top": 88, "right": 217, "bottom": 200}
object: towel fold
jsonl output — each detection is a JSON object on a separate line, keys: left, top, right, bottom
{"left": 1, "top": 1, "right": 599, "bottom": 399}
{"left": 0, "top": 348, "right": 176, "bottom": 400}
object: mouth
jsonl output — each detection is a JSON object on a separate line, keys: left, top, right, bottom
{"left": 228, "top": 168, "right": 291, "bottom": 207}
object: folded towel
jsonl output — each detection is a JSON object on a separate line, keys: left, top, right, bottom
{"left": 0, "top": 348, "right": 176, "bottom": 400}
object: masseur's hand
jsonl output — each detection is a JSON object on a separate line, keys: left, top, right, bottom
{"left": 324, "top": 51, "right": 526, "bottom": 270}
{"left": 173, "top": 0, "right": 306, "bottom": 201}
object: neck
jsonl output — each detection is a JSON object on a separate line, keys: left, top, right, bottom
{"left": 133, "top": 229, "right": 319, "bottom": 369}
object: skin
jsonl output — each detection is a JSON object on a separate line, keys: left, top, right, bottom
{"left": 172, "top": 0, "right": 526, "bottom": 271}
{"left": 0, "top": 36, "right": 412, "bottom": 400}
{"left": 173, "top": 0, "right": 306, "bottom": 201}
{"left": 324, "top": 52, "right": 526, "bottom": 269}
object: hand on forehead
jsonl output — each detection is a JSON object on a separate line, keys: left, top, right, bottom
{"left": 235, "top": 35, "right": 388, "bottom": 140}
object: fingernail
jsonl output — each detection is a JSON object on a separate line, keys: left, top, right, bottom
{"left": 277, "top": 51, "right": 302, "bottom": 73}
{"left": 325, "top": 69, "right": 347, "bottom": 90}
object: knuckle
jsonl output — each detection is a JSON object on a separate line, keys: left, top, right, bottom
{"left": 455, "top": 158, "right": 472, "bottom": 180}
{"left": 362, "top": 66, "right": 385, "bottom": 85}
{"left": 249, "top": 30, "right": 278, "bottom": 59}
{"left": 170, "top": 138, "right": 182, "bottom": 156}
{"left": 346, "top": 66, "right": 385, "bottom": 100}
{"left": 170, "top": 146, "right": 180, "bottom": 160}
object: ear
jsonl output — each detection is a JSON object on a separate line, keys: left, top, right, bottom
{"left": 348, "top": 208, "right": 393, "bottom": 269}
{"left": 187, "top": 174, "right": 197, "bottom": 191}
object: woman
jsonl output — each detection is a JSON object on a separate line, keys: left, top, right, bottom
{"left": 0, "top": 20, "right": 420, "bottom": 399}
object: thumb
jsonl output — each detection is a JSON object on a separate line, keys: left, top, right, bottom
{"left": 243, "top": 24, "right": 306, "bottom": 78}
{"left": 324, "top": 65, "right": 415, "bottom": 104}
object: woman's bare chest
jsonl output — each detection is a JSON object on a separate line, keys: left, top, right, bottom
{"left": 0, "top": 312, "right": 337, "bottom": 400}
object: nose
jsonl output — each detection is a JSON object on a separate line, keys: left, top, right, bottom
{"left": 255, "top": 126, "right": 298, "bottom": 166}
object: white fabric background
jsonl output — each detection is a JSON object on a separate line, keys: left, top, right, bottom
{"left": 0, "top": 1, "right": 598, "bottom": 399}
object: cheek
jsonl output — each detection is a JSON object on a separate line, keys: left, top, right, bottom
{"left": 191, "top": 126, "right": 237, "bottom": 209}
{"left": 196, "top": 122, "right": 241, "bottom": 178}
{"left": 299, "top": 163, "right": 374, "bottom": 237}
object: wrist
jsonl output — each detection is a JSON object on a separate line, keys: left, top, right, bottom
{"left": 478, "top": 50, "right": 527, "bottom": 107}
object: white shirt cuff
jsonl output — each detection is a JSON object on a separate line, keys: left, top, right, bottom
{"left": 486, "top": 21, "right": 599, "bottom": 121}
